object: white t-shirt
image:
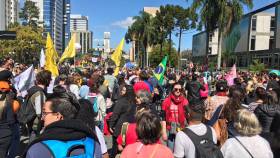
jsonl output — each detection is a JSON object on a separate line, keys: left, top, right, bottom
{"left": 174, "top": 123, "right": 217, "bottom": 158}
{"left": 221, "top": 135, "right": 273, "bottom": 158}
{"left": 95, "top": 126, "right": 107, "bottom": 154}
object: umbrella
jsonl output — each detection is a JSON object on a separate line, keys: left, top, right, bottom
{"left": 269, "top": 70, "right": 280, "bottom": 76}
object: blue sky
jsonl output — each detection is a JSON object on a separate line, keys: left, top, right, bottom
{"left": 71, "top": 0, "right": 278, "bottom": 52}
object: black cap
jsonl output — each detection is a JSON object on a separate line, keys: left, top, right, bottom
{"left": 0, "top": 70, "right": 13, "bottom": 81}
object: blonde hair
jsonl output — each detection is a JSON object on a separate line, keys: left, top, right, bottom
{"left": 234, "top": 109, "right": 262, "bottom": 136}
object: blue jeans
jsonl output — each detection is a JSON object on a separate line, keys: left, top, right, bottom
{"left": 167, "top": 131, "right": 176, "bottom": 151}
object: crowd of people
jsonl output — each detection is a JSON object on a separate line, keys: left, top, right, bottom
{"left": 0, "top": 56, "right": 279, "bottom": 158}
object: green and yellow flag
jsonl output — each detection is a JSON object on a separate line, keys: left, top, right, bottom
{"left": 154, "top": 56, "right": 168, "bottom": 85}
{"left": 59, "top": 34, "right": 76, "bottom": 64}
{"left": 45, "top": 33, "right": 59, "bottom": 77}
{"left": 111, "top": 38, "right": 125, "bottom": 76}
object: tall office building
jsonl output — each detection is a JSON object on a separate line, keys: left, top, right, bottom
{"left": 0, "top": 0, "right": 20, "bottom": 30}
{"left": 30, "top": 0, "right": 66, "bottom": 53}
{"left": 70, "top": 14, "right": 92, "bottom": 54}
{"left": 70, "top": 14, "right": 88, "bottom": 31}
{"left": 104, "top": 32, "right": 110, "bottom": 57}
{"left": 63, "top": 0, "right": 71, "bottom": 50}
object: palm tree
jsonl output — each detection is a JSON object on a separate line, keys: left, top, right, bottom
{"left": 125, "top": 11, "right": 156, "bottom": 67}
{"left": 191, "top": 0, "right": 253, "bottom": 69}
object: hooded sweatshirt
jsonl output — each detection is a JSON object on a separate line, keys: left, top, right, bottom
{"left": 25, "top": 119, "right": 102, "bottom": 158}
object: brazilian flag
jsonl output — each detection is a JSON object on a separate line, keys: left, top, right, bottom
{"left": 154, "top": 56, "right": 168, "bottom": 85}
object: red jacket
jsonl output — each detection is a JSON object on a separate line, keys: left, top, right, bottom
{"left": 162, "top": 94, "right": 188, "bottom": 130}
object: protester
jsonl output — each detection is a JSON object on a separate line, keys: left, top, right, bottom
{"left": 221, "top": 109, "right": 273, "bottom": 158}
{"left": 26, "top": 70, "right": 51, "bottom": 138}
{"left": 162, "top": 82, "right": 189, "bottom": 150}
{"left": 174, "top": 100, "right": 221, "bottom": 158}
{"left": 254, "top": 90, "right": 280, "bottom": 139}
{"left": 104, "top": 68, "right": 117, "bottom": 93}
{"left": 0, "top": 70, "right": 20, "bottom": 157}
{"left": 116, "top": 90, "right": 156, "bottom": 152}
{"left": 248, "top": 86, "right": 266, "bottom": 112}
{"left": 25, "top": 92, "right": 102, "bottom": 158}
{"left": 120, "top": 110, "right": 174, "bottom": 158}
{"left": 66, "top": 73, "right": 81, "bottom": 99}
{"left": 133, "top": 71, "right": 152, "bottom": 93}
{"left": 108, "top": 85, "right": 135, "bottom": 158}
{"left": 77, "top": 99, "right": 109, "bottom": 158}
{"left": 205, "top": 80, "right": 229, "bottom": 120}
{"left": 87, "top": 77, "right": 106, "bottom": 131}
{"left": 185, "top": 74, "right": 205, "bottom": 103}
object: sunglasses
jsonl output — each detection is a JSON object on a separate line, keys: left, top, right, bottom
{"left": 173, "top": 88, "right": 182, "bottom": 92}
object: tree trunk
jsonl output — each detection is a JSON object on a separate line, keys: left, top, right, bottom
{"left": 205, "top": 31, "right": 209, "bottom": 70}
{"left": 177, "top": 28, "right": 182, "bottom": 70}
{"left": 217, "top": 30, "right": 223, "bottom": 70}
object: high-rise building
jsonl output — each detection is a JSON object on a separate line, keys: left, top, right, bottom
{"left": 63, "top": 0, "right": 71, "bottom": 50}
{"left": 104, "top": 32, "right": 110, "bottom": 57}
{"left": 70, "top": 14, "right": 88, "bottom": 31}
{"left": 0, "top": 0, "right": 20, "bottom": 30}
{"left": 70, "top": 14, "right": 92, "bottom": 54}
{"left": 30, "top": 0, "right": 65, "bottom": 54}
{"left": 0, "top": 0, "right": 6, "bottom": 30}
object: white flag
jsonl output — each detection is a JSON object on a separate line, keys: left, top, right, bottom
{"left": 40, "top": 48, "right": 45, "bottom": 68}
{"left": 13, "top": 65, "right": 35, "bottom": 93}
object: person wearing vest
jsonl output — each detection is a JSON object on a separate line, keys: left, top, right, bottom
{"left": 25, "top": 93, "right": 102, "bottom": 158}
{"left": 0, "top": 70, "right": 20, "bottom": 157}
{"left": 27, "top": 70, "right": 51, "bottom": 139}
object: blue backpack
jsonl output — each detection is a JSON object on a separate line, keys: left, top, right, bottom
{"left": 42, "top": 137, "right": 95, "bottom": 158}
{"left": 86, "top": 95, "right": 99, "bottom": 114}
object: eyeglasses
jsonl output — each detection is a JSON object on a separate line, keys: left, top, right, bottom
{"left": 173, "top": 88, "right": 182, "bottom": 92}
{"left": 42, "top": 111, "right": 56, "bottom": 118}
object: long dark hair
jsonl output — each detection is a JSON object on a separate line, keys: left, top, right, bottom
{"left": 221, "top": 87, "right": 243, "bottom": 122}
{"left": 76, "top": 99, "right": 97, "bottom": 129}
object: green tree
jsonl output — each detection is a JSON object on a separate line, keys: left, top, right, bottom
{"left": 159, "top": 5, "right": 176, "bottom": 54}
{"left": 191, "top": 0, "right": 253, "bottom": 69}
{"left": 0, "top": 25, "right": 45, "bottom": 64}
{"left": 19, "top": 0, "right": 40, "bottom": 28}
{"left": 125, "top": 11, "right": 156, "bottom": 67}
{"left": 174, "top": 6, "right": 197, "bottom": 54}
{"left": 249, "top": 59, "right": 266, "bottom": 72}
{"left": 149, "top": 41, "right": 178, "bottom": 68}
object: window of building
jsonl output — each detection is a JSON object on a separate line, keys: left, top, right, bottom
{"left": 209, "top": 33, "right": 213, "bottom": 42}
{"left": 252, "top": 16, "right": 256, "bottom": 31}
{"left": 269, "top": 37, "right": 275, "bottom": 50}
{"left": 208, "top": 47, "right": 212, "bottom": 54}
{"left": 270, "top": 16, "right": 275, "bottom": 31}
{"left": 251, "top": 36, "right": 256, "bottom": 50}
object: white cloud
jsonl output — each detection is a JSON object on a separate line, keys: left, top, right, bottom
{"left": 112, "top": 17, "right": 135, "bottom": 29}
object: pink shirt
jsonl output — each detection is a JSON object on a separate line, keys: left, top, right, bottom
{"left": 121, "top": 142, "right": 174, "bottom": 158}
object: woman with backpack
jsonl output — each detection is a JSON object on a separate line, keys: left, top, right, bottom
{"left": 221, "top": 109, "right": 273, "bottom": 158}
{"left": 87, "top": 78, "right": 106, "bottom": 132}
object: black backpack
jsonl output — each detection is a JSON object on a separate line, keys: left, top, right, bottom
{"left": 17, "top": 89, "right": 44, "bottom": 124}
{"left": 183, "top": 126, "right": 223, "bottom": 158}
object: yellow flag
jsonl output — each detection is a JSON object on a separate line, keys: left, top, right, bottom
{"left": 111, "top": 38, "right": 125, "bottom": 76}
{"left": 44, "top": 33, "right": 59, "bottom": 77}
{"left": 59, "top": 34, "right": 76, "bottom": 63}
